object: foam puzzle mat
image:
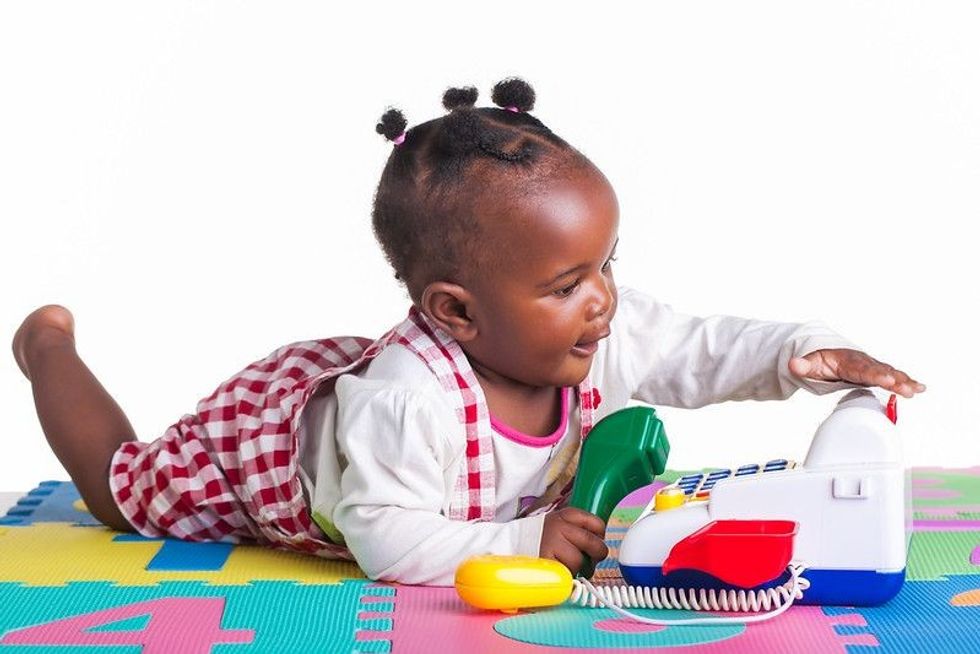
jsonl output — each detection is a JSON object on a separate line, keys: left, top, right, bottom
{"left": 1, "top": 468, "right": 978, "bottom": 653}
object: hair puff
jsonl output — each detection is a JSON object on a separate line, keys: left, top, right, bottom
{"left": 490, "top": 77, "right": 535, "bottom": 112}
{"left": 375, "top": 107, "right": 408, "bottom": 141}
{"left": 442, "top": 86, "right": 479, "bottom": 111}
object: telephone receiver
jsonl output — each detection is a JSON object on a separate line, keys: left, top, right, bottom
{"left": 567, "top": 406, "right": 671, "bottom": 576}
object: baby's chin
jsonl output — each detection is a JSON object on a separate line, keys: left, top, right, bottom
{"left": 546, "top": 357, "right": 594, "bottom": 389}
{"left": 502, "top": 352, "right": 594, "bottom": 389}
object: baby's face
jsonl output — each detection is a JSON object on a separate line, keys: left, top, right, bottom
{"left": 462, "top": 165, "right": 620, "bottom": 389}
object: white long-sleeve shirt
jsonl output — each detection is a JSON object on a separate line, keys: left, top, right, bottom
{"left": 297, "top": 286, "right": 857, "bottom": 585}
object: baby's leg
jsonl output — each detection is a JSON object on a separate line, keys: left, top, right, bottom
{"left": 12, "top": 305, "right": 135, "bottom": 532}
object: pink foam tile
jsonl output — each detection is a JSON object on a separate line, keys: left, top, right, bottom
{"left": 378, "top": 585, "right": 565, "bottom": 653}
{"left": 916, "top": 505, "right": 980, "bottom": 517}
{"left": 914, "top": 488, "right": 962, "bottom": 500}
{"left": 618, "top": 481, "right": 667, "bottom": 509}
{"left": 381, "top": 584, "right": 878, "bottom": 653}
{"left": 581, "top": 607, "right": 877, "bottom": 653}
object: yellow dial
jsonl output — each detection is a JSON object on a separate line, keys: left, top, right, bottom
{"left": 655, "top": 487, "right": 687, "bottom": 511}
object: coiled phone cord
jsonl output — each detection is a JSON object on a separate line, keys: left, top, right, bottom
{"left": 568, "top": 564, "right": 810, "bottom": 625}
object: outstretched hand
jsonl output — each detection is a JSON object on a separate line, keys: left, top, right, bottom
{"left": 789, "top": 349, "right": 926, "bottom": 398}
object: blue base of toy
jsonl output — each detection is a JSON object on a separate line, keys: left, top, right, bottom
{"left": 619, "top": 564, "right": 905, "bottom": 607}
{"left": 795, "top": 568, "right": 905, "bottom": 606}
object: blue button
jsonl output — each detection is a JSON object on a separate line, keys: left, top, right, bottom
{"left": 764, "top": 464, "right": 787, "bottom": 472}
{"left": 738, "top": 464, "right": 759, "bottom": 472}
{"left": 707, "top": 470, "right": 731, "bottom": 479}
{"left": 765, "top": 459, "right": 787, "bottom": 466}
{"left": 702, "top": 481, "right": 716, "bottom": 490}
{"left": 735, "top": 469, "right": 757, "bottom": 476}
{"left": 682, "top": 487, "right": 695, "bottom": 495}
{"left": 679, "top": 475, "right": 703, "bottom": 483}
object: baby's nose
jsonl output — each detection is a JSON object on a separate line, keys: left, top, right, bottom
{"left": 588, "top": 284, "right": 615, "bottom": 321}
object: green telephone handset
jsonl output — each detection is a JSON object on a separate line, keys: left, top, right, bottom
{"left": 567, "top": 406, "right": 670, "bottom": 576}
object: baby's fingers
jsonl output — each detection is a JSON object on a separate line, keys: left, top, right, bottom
{"left": 556, "top": 507, "right": 607, "bottom": 538}
{"left": 547, "top": 540, "right": 587, "bottom": 576}
{"left": 562, "top": 524, "right": 610, "bottom": 564}
{"left": 848, "top": 360, "right": 926, "bottom": 398}
{"left": 876, "top": 367, "right": 926, "bottom": 398}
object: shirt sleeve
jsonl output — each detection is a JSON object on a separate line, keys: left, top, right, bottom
{"left": 331, "top": 381, "right": 545, "bottom": 586}
{"left": 609, "top": 287, "right": 860, "bottom": 408}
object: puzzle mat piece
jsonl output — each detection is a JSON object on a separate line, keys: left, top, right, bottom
{"left": 594, "top": 540, "right": 625, "bottom": 582}
{"left": 0, "top": 523, "right": 364, "bottom": 587}
{"left": 914, "top": 507, "right": 980, "bottom": 520}
{"left": 381, "top": 584, "right": 875, "bottom": 653}
{"left": 113, "top": 534, "right": 236, "bottom": 571}
{"left": 827, "top": 574, "right": 980, "bottom": 654}
{"left": 0, "top": 481, "right": 100, "bottom": 526}
{"left": 607, "top": 470, "right": 693, "bottom": 528}
{"left": 912, "top": 470, "right": 980, "bottom": 508}
{"left": 905, "top": 531, "right": 980, "bottom": 582}
{"left": 914, "top": 516, "right": 980, "bottom": 531}
{"left": 0, "top": 580, "right": 392, "bottom": 654}
{"left": 911, "top": 472, "right": 980, "bottom": 530}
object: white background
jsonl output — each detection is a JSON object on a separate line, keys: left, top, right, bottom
{"left": 1, "top": 2, "right": 978, "bottom": 493}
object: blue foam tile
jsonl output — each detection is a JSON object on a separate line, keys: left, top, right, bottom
{"left": 113, "top": 534, "right": 234, "bottom": 571}
{"left": 1, "top": 481, "right": 102, "bottom": 526}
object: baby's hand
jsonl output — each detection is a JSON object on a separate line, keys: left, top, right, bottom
{"left": 789, "top": 349, "right": 926, "bottom": 398}
{"left": 540, "top": 507, "right": 609, "bottom": 577}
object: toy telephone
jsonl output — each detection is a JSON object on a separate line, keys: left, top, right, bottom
{"left": 455, "top": 389, "right": 910, "bottom": 624}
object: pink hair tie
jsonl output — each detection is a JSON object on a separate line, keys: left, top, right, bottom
{"left": 393, "top": 132, "right": 406, "bottom": 146}
{"left": 505, "top": 106, "right": 520, "bottom": 113}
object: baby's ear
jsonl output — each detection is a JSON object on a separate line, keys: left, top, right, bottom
{"left": 420, "top": 282, "right": 479, "bottom": 342}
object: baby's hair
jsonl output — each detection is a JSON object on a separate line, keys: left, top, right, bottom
{"left": 371, "top": 77, "right": 590, "bottom": 302}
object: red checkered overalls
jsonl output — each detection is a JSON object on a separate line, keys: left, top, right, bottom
{"left": 109, "top": 307, "right": 598, "bottom": 558}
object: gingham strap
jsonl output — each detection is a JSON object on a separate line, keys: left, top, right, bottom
{"left": 398, "top": 307, "right": 597, "bottom": 521}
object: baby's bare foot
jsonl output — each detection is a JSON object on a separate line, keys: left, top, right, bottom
{"left": 12, "top": 305, "right": 76, "bottom": 380}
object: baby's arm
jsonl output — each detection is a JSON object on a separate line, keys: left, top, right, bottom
{"left": 613, "top": 288, "right": 911, "bottom": 408}
{"left": 331, "top": 384, "right": 543, "bottom": 586}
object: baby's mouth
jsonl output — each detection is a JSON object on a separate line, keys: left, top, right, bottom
{"left": 571, "top": 341, "right": 599, "bottom": 356}
{"left": 571, "top": 330, "right": 611, "bottom": 357}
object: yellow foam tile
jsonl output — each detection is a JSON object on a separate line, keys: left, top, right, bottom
{"left": 0, "top": 523, "right": 365, "bottom": 587}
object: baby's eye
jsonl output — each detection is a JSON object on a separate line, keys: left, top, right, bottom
{"left": 554, "top": 280, "right": 580, "bottom": 298}
{"left": 602, "top": 255, "right": 618, "bottom": 272}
